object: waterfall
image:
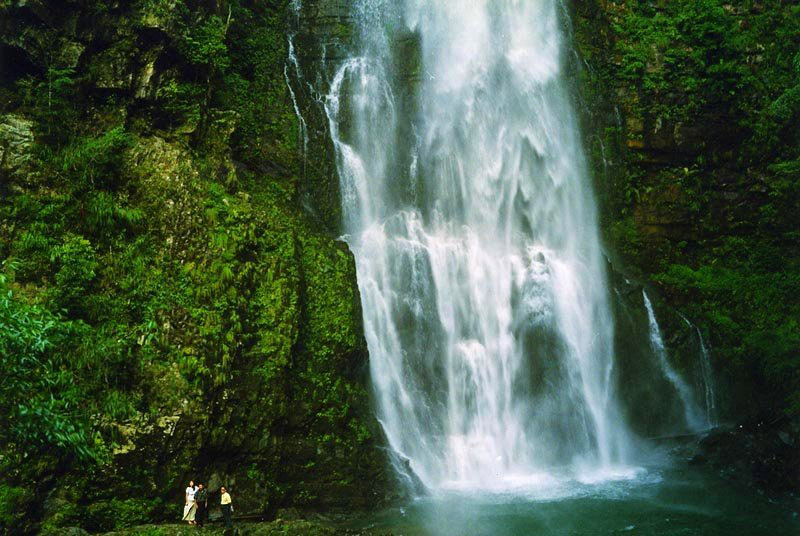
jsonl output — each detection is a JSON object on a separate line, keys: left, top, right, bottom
{"left": 285, "top": 3, "right": 308, "bottom": 169}
{"left": 324, "top": 0, "right": 637, "bottom": 491}
{"left": 695, "top": 327, "right": 717, "bottom": 426}
{"left": 642, "top": 291, "right": 706, "bottom": 432}
{"left": 284, "top": 38, "right": 309, "bottom": 166}
{"left": 677, "top": 312, "right": 717, "bottom": 428}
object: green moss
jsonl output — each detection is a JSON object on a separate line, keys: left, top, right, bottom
{"left": 299, "top": 235, "right": 362, "bottom": 360}
{"left": 607, "top": 218, "right": 643, "bottom": 273}
{"left": 86, "top": 498, "right": 159, "bottom": 532}
{"left": 39, "top": 500, "right": 81, "bottom": 533}
{"left": 0, "top": 485, "right": 33, "bottom": 534}
{"left": 576, "top": 0, "right": 800, "bottom": 418}
{"left": 0, "top": 1, "right": 385, "bottom": 531}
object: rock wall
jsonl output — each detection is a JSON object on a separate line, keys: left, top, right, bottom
{"left": 0, "top": 1, "right": 390, "bottom": 534}
{"left": 571, "top": 0, "right": 800, "bottom": 492}
{"left": 572, "top": 0, "right": 799, "bottom": 416}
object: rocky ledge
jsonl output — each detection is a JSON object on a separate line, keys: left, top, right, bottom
{"left": 690, "top": 417, "right": 800, "bottom": 495}
{"left": 47, "top": 519, "right": 390, "bottom": 536}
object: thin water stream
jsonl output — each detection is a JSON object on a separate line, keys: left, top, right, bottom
{"left": 642, "top": 291, "right": 707, "bottom": 432}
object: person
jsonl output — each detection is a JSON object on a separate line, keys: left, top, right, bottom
{"left": 183, "top": 480, "right": 197, "bottom": 525}
{"left": 220, "top": 486, "right": 233, "bottom": 528}
{"left": 194, "top": 483, "right": 208, "bottom": 528}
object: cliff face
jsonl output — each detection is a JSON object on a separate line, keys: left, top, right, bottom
{"left": 288, "top": 0, "right": 800, "bottom": 492}
{"left": 1, "top": 1, "right": 798, "bottom": 532}
{"left": 572, "top": 0, "right": 799, "bottom": 418}
{"left": 0, "top": 1, "right": 388, "bottom": 534}
{"left": 572, "top": 0, "right": 800, "bottom": 492}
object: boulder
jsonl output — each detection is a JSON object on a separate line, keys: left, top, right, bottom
{"left": 694, "top": 418, "right": 800, "bottom": 493}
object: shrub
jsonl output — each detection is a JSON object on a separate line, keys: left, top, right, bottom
{"left": 50, "top": 235, "right": 97, "bottom": 313}
{"left": 85, "top": 498, "right": 156, "bottom": 532}
{"left": 0, "top": 485, "right": 33, "bottom": 534}
{"left": 0, "top": 274, "right": 99, "bottom": 463}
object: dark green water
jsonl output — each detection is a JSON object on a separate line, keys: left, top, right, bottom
{"left": 347, "top": 463, "right": 799, "bottom": 535}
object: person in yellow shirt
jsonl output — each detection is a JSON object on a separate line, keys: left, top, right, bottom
{"left": 220, "top": 486, "right": 233, "bottom": 528}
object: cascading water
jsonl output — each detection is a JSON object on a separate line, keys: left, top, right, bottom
{"left": 695, "top": 326, "right": 717, "bottom": 426}
{"left": 678, "top": 311, "right": 717, "bottom": 427}
{"left": 284, "top": 3, "right": 308, "bottom": 171}
{"left": 278, "top": 3, "right": 799, "bottom": 534}
{"left": 284, "top": 36, "right": 308, "bottom": 165}
{"left": 642, "top": 291, "right": 706, "bottom": 432}
{"left": 323, "top": 0, "right": 637, "bottom": 492}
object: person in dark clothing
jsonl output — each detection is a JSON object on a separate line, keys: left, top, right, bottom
{"left": 220, "top": 486, "right": 233, "bottom": 528}
{"left": 194, "top": 483, "right": 208, "bottom": 528}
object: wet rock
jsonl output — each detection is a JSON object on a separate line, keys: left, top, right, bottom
{"left": 133, "top": 47, "right": 163, "bottom": 99}
{"left": 296, "top": 0, "right": 355, "bottom": 67}
{"left": 697, "top": 418, "right": 800, "bottom": 494}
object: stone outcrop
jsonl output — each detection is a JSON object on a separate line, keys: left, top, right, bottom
{"left": 691, "top": 419, "right": 800, "bottom": 494}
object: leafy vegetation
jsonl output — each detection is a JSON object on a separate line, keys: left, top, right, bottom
{"left": 0, "top": 485, "right": 32, "bottom": 535}
{"left": 0, "top": 273, "right": 101, "bottom": 462}
{"left": 0, "top": 0, "right": 382, "bottom": 533}
{"left": 577, "top": 0, "right": 800, "bottom": 417}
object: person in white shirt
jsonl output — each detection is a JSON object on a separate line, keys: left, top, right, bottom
{"left": 182, "top": 480, "right": 197, "bottom": 525}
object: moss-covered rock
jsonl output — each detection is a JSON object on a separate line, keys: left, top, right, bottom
{"left": 40, "top": 528, "right": 90, "bottom": 536}
{"left": 0, "top": 1, "right": 390, "bottom": 534}
{"left": 0, "top": 485, "right": 34, "bottom": 535}
{"left": 96, "top": 519, "right": 350, "bottom": 536}
{"left": 573, "top": 0, "right": 800, "bottom": 427}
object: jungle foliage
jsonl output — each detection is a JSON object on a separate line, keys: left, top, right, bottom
{"left": 0, "top": 1, "right": 378, "bottom": 533}
{"left": 1, "top": 0, "right": 799, "bottom": 532}
{"left": 577, "top": 0, "right": 800, "bottom": 416}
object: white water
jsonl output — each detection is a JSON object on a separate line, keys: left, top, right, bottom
{"left": 696, "top": 326, "right": 717, "bottom": 426}
{"left": 285, "top": 37, "right": 308, "bottom": 162}
{"left": 285, "top": 2, "right": 308, "bottom": 171}
{"left": 642, "top": 291, "right": 706, "bottom": 432}
{"left": 678, "top": 312, "right": 717, "bottom": 427}
{"left": 323, "top": 0, "right": 638, "bottom": 491}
